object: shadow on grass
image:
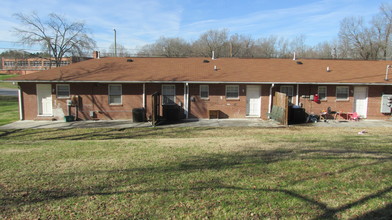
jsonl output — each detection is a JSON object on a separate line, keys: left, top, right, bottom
{"left": 0, "top": 127, "right": 222, "bottom": 141}
{"left": 1, "top": 144, "right": 391, "bottom": 218}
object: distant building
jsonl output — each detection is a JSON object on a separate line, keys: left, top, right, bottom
{"left": 0, "top": 56, "right": 91, "bottom": 75}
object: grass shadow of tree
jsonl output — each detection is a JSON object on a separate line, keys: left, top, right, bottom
{"left": 1, "top": 143, "right": 391, "bottom": 218}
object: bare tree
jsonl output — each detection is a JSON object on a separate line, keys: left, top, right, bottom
{"left": 13, "top": 12, "right": 96, "bottom": 67}
{"left": 102, "top": 43, "right": 131, "bottom": 57}
{"left": 155, "top": 37, "right": 191, "bottom": 57}
{"left": 376, "top": 3, "right": 392, "bottom": 59}
{"left": 254, "top": 36, "right": 278, "bottom": 58}
{"left": 137, "top": 37, "right": 190, "bottom": 57}
{"left": 192, "top": 29, "right": 229, "bottom": 58}
{"left": 228, "top": 34, "right": 256, "bottom": 57}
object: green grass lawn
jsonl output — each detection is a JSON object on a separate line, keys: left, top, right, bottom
{"left": 0, "top": 74, "right": 18, "bottom": 89}
{"left": 0, "top": 96, "right": 19, "bottom": 126}
{"left": 1, "top": 127, "right": 391, "bottom": 219}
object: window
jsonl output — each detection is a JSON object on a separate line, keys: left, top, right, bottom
{"left": 56, "top": 84, "right": 70, "bottom": 98}
{"left": 17, "top": 61, "right": 28, "bottom": 67}
{"left": 280, "top": 86, "right": 294, "bottom": 97}
{"left": 44, "top": 61, "right": 56, "bottom": 66}
{"left": 318, "top": 86, "right": 327, "bottom": 100}
{"left": 200, "top": 85, "right": 209, "bottom": 99}
{"left": 30, "top": 61, "right": 42, "bottom": 67}
{"left": 336, "top": 86, "right": 349, "bottom": 100}
{"left": 280, "top": 85, "right": 294, "bottom": 103}
{"left": 108, "top": 84, "right": 122, "bottom": 105}
{"left": 162, "top": 85, "right": 175, "bottom": 105}
{"left": 226, "top": 85, "right": 239, "bottom": 99}
{"left": 60, "top": 61, "right": 70, "bottom": 66}
{"left": 4, "top": 61, "right": 15, "bottom": 67}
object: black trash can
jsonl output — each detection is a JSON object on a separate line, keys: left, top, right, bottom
{"left": 162, "top": 105, "right": 180, "bottom": 121}
{"left": 132, "top": 108, "right": 146, "bottom": 122}
{"left": 289, "top": 106, "right": 308, "bottom": 124}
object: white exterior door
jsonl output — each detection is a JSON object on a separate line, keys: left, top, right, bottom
{"left": 37, "top": 84, "right": 53, "bottom": 116}
{"left": 246, "top": 85, "right": 261, "bottom": 117}
{"left": 354, "top": 86, "right": 368, "bottom": 118}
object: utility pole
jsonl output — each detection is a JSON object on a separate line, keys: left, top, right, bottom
{"left": 113, "top": 28, "right": 117, "bottom": 57}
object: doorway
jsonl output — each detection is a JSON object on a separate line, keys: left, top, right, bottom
{"left": 246, "top": 85, "right": 261, "bottom": 117}
{"left": 354, "top": 86, "right": 368, "bottom": 118}
{"left": 37, "top": 84, "right": 53, "bottom": 116}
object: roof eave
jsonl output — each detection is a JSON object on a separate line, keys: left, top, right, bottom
{"left": 7, "top": 79, "right": 392, "bottom": 86}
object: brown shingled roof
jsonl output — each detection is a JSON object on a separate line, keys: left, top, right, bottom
{"left": 6, "top": 57, "right": 392, "bottom": 84}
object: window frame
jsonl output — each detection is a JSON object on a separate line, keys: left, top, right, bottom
{"left": 336, "top": 86, "right": 349, "bottom": 101}
{"left": 280, "top": 85, "right": 294, "bottom": 97}
{"left": 162, "top": 84, "right": 176, "bottom": 105}
{"left": 200, "top": 85, "right": 209, "bottom": 99}
{"left": 226, "top": 85, "right": 239, "bottom": 99}
{"left": 108, "top": 84, "right": 122, "bottom": 105}
{"left": 56, "top": 84, "right": 70, "bottom": 99}
{"left": 318, "top": 86, "right": 327, "bottom": 101}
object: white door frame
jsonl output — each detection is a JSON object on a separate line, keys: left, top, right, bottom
{"left": 36, "top": 84, "right": 53, "bottom": 116}
{"left": 353, "top": 86, "right": 368, "bottom": 118}
{"left": 246, "top": 85, "right": 261, "bottom": 117}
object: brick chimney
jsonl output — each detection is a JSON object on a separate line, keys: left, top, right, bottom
{"left": 93, "top": 51, "right": 100, "bottom": 59}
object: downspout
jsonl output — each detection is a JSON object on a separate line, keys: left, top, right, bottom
{"left": 17, "top": 83, "right": 23, "bottom": 120}
{"left": 184, "top": 83, "right": 189, "bottom": 119}
{"left": 268, "top": 83, "right": 275, "bottom": 118}
{"left": 385, "top": 65, "right": 390, "bottom": 81}
{"left": 143, "top": 83, "right": 146, "bottom": 108}
{"left": 296, "top": 84, "right": 299, "bottom": 105}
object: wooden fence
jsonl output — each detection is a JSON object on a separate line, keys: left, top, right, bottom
{"left": 269, "top": 92, "right": 289, "bottom": 125}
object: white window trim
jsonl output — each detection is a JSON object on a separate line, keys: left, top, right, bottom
{"left": 318, "top": 86, "right": 327, "bottom": 101}
{"left": 56, "top": 84, "right": 70, "bottom": 99}
{"left": 162, "top": 84, "right": 176, "bottom": 105}
{"left": 200, "top": 85, "right": 209, "bottom": 99}
{"left": 336, "top": 86, "right": 349, "bottom": 101}
{"left": 226, "top": 85, "right": 240, "bottom": 100}
{"left": 108, "top": 84, "right": 122, "bottom": 105}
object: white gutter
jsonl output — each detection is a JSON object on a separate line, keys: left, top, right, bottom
{"left": 142, "top": 83, "right": 146, "bottom": 108}
{"left": 7, "top": 80, "right": 392, "bottom": 86}
{"left": 268, "top": 84, "right": 275, "bottom": 118}
{"left": 18, "top": 84, "right": 23, "bottom": 120}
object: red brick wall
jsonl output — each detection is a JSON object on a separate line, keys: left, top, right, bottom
{"left": 18, "top": 82, "right": 391, "bottom": 121}
{"left": 189, "top": 84, "right": 250, "bottom": 119}
{"left": 292, "top": 85, "right": 391, "bottom": 120}
{"left": 144, "top": 83, "right": 185, "bottom": 120}
{"left": 70, "top": 83, "right": 143, "bottom": 120}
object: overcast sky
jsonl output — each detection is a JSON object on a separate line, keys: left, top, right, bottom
{"left": 0, "top": 0, "right": 388, "bottom": 54}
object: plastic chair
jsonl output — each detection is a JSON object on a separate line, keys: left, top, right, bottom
{"left": 348, "top": 112, "right": 360, "bottom": 121}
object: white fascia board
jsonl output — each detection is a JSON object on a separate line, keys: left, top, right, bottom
{"left": 7, "top": 80, "right": 392, "bottom": 86}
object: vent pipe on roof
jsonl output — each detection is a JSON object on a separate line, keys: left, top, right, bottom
{"left": 293, "top": 52, "right": 296, "bottom": 61}
{"left": 386, "top": 65, "right": 391, "bottom": 81}
{"left": 212, "top": 51, "right": 215, "bottom": 60}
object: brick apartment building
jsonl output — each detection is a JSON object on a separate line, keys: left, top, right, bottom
{"left": 5, "top": 57, "right": 392, "bottom": 122}
{"left": 0, "top": 57, "right": 90, "bottom": 75}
